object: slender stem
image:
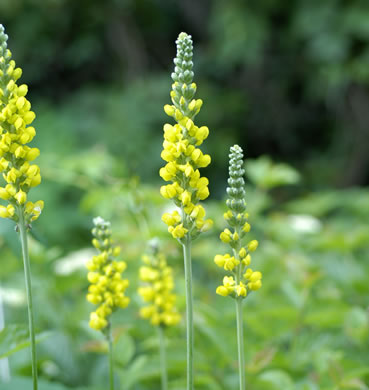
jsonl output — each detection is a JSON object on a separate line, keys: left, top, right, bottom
{"left": 182, "top": 235, "right": 194, "bottom": 390}
{"left": 158, "top": 326, "right": 168, "bottom": 390}
{"left": 236, "top": 298, "right": 246, "bottom": 390}
{"left": 107, "top": 324, "right": 114, "bottom": 390}
{"left": 17, "top": 207, "right": 38, "bottom": 390}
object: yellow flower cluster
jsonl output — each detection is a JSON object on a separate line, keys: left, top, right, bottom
{"left": 160, "top": 32, "right": 212, "bottom": 241}
{"left": 215, "top": 145, "right": 262, "bottom": 299}
{"left": 86, "top": 217, "right": 130, "bottom": 331}
{"left": 0, "top": 25, "right": 43, "bottom": 224}
{"left": 138, "top": 242, "right": 181, "bottom": 327}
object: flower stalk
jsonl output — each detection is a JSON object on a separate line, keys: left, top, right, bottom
{"left": 106, "top": 323, "right": 114, "bottom": 390}
{"left": 158, "top": 325, "right": 168, "bottom": 390}
{"left": 159, "top": 32, "right": 213, "bottom": 390}
{"left": 182, "top": 235, "right": 193, "bottom": 389}
{"left": 18, "top": 206, "right": 38, "bottom": 390}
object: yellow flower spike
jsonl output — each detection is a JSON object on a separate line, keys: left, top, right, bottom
{"left": 160, "top": 32, "right": 212, "bottom": 246}
{"left": 214, "top": 145, "right": 262, "bottom": 298}
{"left": 138, "top": 240, "right": 181, "bottom": 328}
{"left": 86, "top": 217, "right": 129, "bottom": 332}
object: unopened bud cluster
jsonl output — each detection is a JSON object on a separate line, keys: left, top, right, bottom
{"left": 86, "top": 217, "right": 130, "bottom": 331}
{"left": 160, "top": 32, "right": 212, "bottom": 241}
{"left": 215, "top": 145, "right": 262, "bottom": 298}
{"left": 0, "top": 25, "right": 43, "bottom": 224}
{"left": 138, "top": 242, "right": 181, "bottom": 327}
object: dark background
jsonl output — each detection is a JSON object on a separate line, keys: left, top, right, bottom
{"left": 2, "top": 0, "right": 369, "bottom": 190}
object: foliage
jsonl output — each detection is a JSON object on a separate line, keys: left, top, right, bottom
{"left": 0, "top": 149, "right": 368, "bottom": 389}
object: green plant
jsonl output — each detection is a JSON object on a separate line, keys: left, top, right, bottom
{"left": 159, "top": 32, "right": 213, "bottom": 390}
{"left": 214, "top": 145, "right": 262, "bottom": 390}
{"left": 86, "top": 217, "right": 130, "bottom": 390}
{"left": 0, "top": 23, "right": 44, "bottom": 390}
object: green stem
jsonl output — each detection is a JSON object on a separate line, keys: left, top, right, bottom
{"left": 158, "top": 326, "right": 168, "bottom": 390}
{"left": 236, "top": 298, "right": 246, "bottom": 390}
{"left": 17, "top": 207, "right": 38, "bottom": 390}
{"left": 182, "top": 235, "right": 194, "bottom": 390}
{"left": 107, "top": 324, "right": 114, "bottom": 390}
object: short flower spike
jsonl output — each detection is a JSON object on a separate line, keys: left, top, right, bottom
{"left": 215, "top": 145, "right": 262, "bottom": 298}
{"left": 86, "top": 217, "right": 130, "bottom": 331}
{"left": 138, "top": 240, "right": 181, "bottom": 327}
{"left": 0, "top": 24, "right": 43, "bottom": 225}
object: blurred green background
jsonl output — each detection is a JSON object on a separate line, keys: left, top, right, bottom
{"left": 0, "top": 0, "right": 369, "bottom": 389}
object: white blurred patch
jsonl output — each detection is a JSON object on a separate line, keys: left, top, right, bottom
{"left": 54, "top": 248, "right": 95, "bottom": 276}
{"left": 0, "top": 286, "right": 10, "bottom": 381}
{"left": 289, "top": 214, "right": 322, "bottom": 233}
{"left": 162, "top": 204, "right": 181, "bottom": 215}
{"left": 0, "top": 286, "right": 25, "bottom": 306}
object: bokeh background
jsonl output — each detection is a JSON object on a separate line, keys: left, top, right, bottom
{"left": 1, "top": 0, "right": 369, "bottom": 389}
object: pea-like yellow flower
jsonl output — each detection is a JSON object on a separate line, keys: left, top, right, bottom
{"left": 0, "top": 25, "right": 43, "bottom": 224}
{"left": 214, "top": 145, "right": 262, "bottom": 298}
{"left": 86, "top": 217, "right": 130, "bottom": 331}
{"left": 138, "top": 240, "right": 181, "bottom": 327}
{"left": 160, "top": 32, "right": 212, "bottom": 241}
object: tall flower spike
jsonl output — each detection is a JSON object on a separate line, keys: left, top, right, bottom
{"left": 86, "top": 217, "right": 130, "bottom": 331}
{"left": 160, "top": 32, "right": 212, "bottom": 390}
{"left": 138, "top": 239, "right": 181, "bottom": 327}
{"left": 0, "top": 24, "right": 43, "bottom": 225}
{"left": 215, "top": 145, "right": 262, "bottom": 298}
{"left": 160, "top": 32, "right": 213, "bottom": 241}
{"left": 0, "top": 24, "right": 43, "bottom": 390}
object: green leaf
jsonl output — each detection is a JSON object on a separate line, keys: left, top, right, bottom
{"left": 245, "top": 156, "right": 300, "bottom": 190}
{"left": 0, "top": 325, "right": 49, "bottom": 359}
{"left": 257, "top": 369, "right": 294, "bottom": 389}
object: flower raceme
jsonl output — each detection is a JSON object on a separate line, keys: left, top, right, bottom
{"left": 160, "top": 32, "right": 212, "bottom": 241}
{"left": 138, "top": 242, "right": 181, "bottom": 327}
{"left": 0, "top": 25, "right": 43, "bottom": 224}
{"left": 86, "top": 217, "right": 130, "bottom": 331}
{"left": 215, "top": 145, "right": 262, "bottom": 299}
